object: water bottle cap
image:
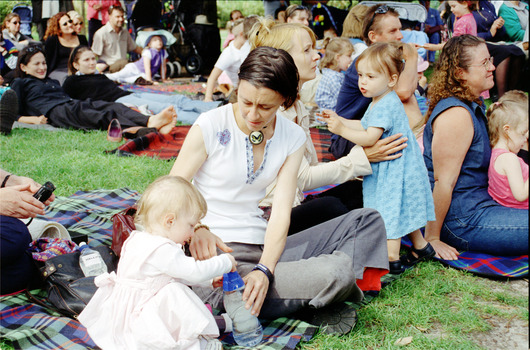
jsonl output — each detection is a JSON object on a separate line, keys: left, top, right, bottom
{"left": 222, "top": 271, "right": 245, "bottom": 291}
{"left": 78, "top": 242, "right": 88, "bottom": 251}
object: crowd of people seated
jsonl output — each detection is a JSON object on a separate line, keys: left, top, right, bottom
{"left": 0, "top": 1, "right": 528, "bottom": 348}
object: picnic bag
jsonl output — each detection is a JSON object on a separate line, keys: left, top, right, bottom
{"left": 111, "top": 206, "right": 137, "bottom": 256}
{"left": 27, "top": 245, "right": 119, "bottom": 318}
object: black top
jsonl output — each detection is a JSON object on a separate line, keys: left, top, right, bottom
{"left": 44, "top": 34, "right": 88, "bottom": 74}
{"left": 63, "top": 74, "right": 131, "bottom": 102}
{"left": 11, "top": 76, "right": 72, "bottom": 116}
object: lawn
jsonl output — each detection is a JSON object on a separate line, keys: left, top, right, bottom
{"left": 1, "top": 127, "right": 528, "bottom": 349}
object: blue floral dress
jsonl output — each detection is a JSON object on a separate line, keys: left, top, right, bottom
{"left": 361, "top": 91, "right": 435, "bottom": 239}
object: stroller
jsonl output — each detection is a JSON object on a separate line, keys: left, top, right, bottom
{"left": 12, "top": 3, "right": 33, "bottom": 36}
{"left": 163, "top": 0, "right": 220, "bottom": 76}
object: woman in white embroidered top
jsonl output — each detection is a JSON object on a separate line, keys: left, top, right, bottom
{"left": 170, "top": 46, "right": 389, "bottom": 336}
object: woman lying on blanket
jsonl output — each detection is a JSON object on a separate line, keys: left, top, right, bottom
{"left": 423, "top": 35, "right": 529, "bottom": 260}
{"left": 9, "top": 45, "right": 177, "bottom": 133}
{"left": 0, "top": 168, "right": 55, "bottom": 295}
{"left": 251, "top": 19, "right": 407, "bottom": 234}
{"left": 63, "top": 46, "right": 220, "bottom": 125}
{"left": 170, "top": 46, "right": 389, "bottom": 335}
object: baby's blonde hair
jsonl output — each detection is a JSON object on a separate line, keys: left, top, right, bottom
{"left": 320, "top": 37, "right": 354, "bottom": 70}
{"left": 356, "top": 41, "right": 404, "bottom": 79}
{"left": 135, "top": 176, "right": 207, "bottom": 232}
{"left": 487, "top": 90, "right": 528, "bottom": 147}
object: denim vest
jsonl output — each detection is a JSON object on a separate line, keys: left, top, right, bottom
{"left": 423, "top": 97, "right": 496, "bottom": 220}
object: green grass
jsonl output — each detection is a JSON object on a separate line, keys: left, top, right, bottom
{"left": 1, "top": 127, "right": 528, "bottom": 350}
{"left": 0, "top": 128, "right": 173, "bottom": 196}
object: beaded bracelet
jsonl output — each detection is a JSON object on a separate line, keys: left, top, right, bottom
{"left": 1, "top": 174, "right": 11, "bottom": 188}
{"left": 194, "top": 223, "right": 210, "bottom": 232}
{"left": 252, "top": 263, "right": 274, "bottom": 283}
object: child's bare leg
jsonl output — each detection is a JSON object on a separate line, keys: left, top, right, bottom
{"left": 409, "top": 229, "right": 428, "bottom": 251}
{"left": 387, "top": 238, "right": 401, "bottom": 262}
{"left": 401, "top": 229, "right": 435, "bottom": 264}
{"left": 147, "top": 106, "right": 176, "bottom": 131}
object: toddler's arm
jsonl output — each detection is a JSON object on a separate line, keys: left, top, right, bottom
{"left": 496, "top": 152, "right": 529, "bottom": 202}
{"left": 143, "top": 56, "right": 153, "bottom": 82}
{"left": 204, "top": 67, "right": 223, "bottom": 102}
{"left": 321, "top": 110, "right": 382, "bottom": 147}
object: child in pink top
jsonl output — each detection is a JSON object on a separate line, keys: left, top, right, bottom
{"left": 487, "top": 91, "right": 529, "bottom": 209}
{"left": 450, "top": 1, "right": 478, "bottom": 36}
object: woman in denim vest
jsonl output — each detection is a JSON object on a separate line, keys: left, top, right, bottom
{"left": 423, "top": 35, "right": 528, "bottom": 260}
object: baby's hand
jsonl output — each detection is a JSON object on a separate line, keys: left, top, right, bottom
{"left": 320, "top": 110, "right": 344, "bottom": 136}
{"left": 225, "top": 253, "right": 237, "bottom": 272}
{"left": 212, "top": 276, "right": 223, "bottom": 288}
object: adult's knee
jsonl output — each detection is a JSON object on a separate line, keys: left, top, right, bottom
{"left": 0, "top": 216, "right": 32, "bottom": 261}
{"left": 309, "top": 251, "right": 358, "bottom": 307}
{"left": 0, "top": 216, "right": 38, "bottom": 294}
{"left": 343, "top": 208, "right": 384, "bottom": 230}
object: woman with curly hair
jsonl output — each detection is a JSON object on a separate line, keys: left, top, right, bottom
{"left": 44, "top": 12, "right": 87, "bottom": 85}
{"left": 423, "top": 34, "right": 528, "bottom": 260}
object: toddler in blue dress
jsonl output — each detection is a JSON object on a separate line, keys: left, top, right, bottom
{"left": 322, "top": 42, "right": 435, "bottom": 274}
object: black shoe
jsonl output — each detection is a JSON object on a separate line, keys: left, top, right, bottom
{"left": 400, "top": 242, "right": 435, "bottom": 266}
{"left": 389, "top": 260, "right": 405, "bottom": 275}
{"left": 0, "top": 89, "right": 19, "bottom": 135}
{"left": 299, "top": 302, "right": 358, "bottom": 335}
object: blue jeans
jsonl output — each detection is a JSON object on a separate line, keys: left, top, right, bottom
{"left": 117, "top": 92, "right": 220, "bottom": 124}
{"left": 441, "top": 204, "right": 528, "bottom": 256}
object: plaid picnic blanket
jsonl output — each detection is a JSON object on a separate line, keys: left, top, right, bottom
{"left": 108, "top": 126, "right": 336, "bottom": 163}
{"left": 401, "top": 238, "right": 528, "bottom": 278}
{"left": 106, "top": 125, "right": 191, "bottom": 159}
{"left": 0, "top": 189, "right": 320, "bottom": 350}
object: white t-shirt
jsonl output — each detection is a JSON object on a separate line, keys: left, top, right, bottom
{"left": 214, "top": 41, "right": 251, "bottom": 88}
{"left": 193, "top": 104, "right": 306, "bottom": 244}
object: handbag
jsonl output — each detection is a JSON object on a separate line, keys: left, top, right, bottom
{"left": 26, "top": 245, "right": 118, "bottom": 318}
{"left": 111, "top": 206, "right": 137, "bottom": 256}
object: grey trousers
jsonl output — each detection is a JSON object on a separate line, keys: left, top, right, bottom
{"left": 193, "top": 208, "right": 389, "bottom": 320}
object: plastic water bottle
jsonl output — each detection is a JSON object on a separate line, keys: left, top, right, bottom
{"left": 223, "top": 271, "right": 263, "bottom": 347}
{"left": 78, "top": 242, "right": 108, "bottom": 277}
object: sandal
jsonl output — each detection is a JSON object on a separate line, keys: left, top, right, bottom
{"left": 400, "top": 242, "right": 435, "bottom": 266}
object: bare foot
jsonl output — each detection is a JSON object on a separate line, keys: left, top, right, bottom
{"left": 147, "top": 106, "right": 176, "bottom": 130}
{"left": 159, "top": 116, "right": 177, "bottom": 134}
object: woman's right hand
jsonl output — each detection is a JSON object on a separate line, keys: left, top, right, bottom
{"left": 0, "top": 184, "right": 46, "bottom": 219}
{"left": 428, "top": 239, "right": 459, "bottom": 260}
{"left": 189, "top": 227, "right": 233, "bottom": 260}
{"left": 364, "top": 133, "right": 407, "bottom": 163}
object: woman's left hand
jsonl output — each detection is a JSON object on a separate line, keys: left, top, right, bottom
{"left": 242, "top": 270, "right": 269, "bottom": 316}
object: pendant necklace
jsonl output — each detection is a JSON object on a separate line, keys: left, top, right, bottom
{"left": 249, "top": 130, "right": 264, "bottom": 145}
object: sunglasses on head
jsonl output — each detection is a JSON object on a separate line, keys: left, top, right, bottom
{"left": 366, "top": 5, "right": 391, "bottom": 32}
{"left": 26, "top": 45, "right": 44, "bottom": 54}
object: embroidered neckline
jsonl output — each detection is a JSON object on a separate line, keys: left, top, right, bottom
{"left": 246, "top": 138, "right": 271, "bottom": 184}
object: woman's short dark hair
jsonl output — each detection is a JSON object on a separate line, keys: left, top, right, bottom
{"left": 15, "top": 44, "right": 45, "bottom": 78}
{"left": 238, "top": 46, "right": 299, "bottom": 109}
